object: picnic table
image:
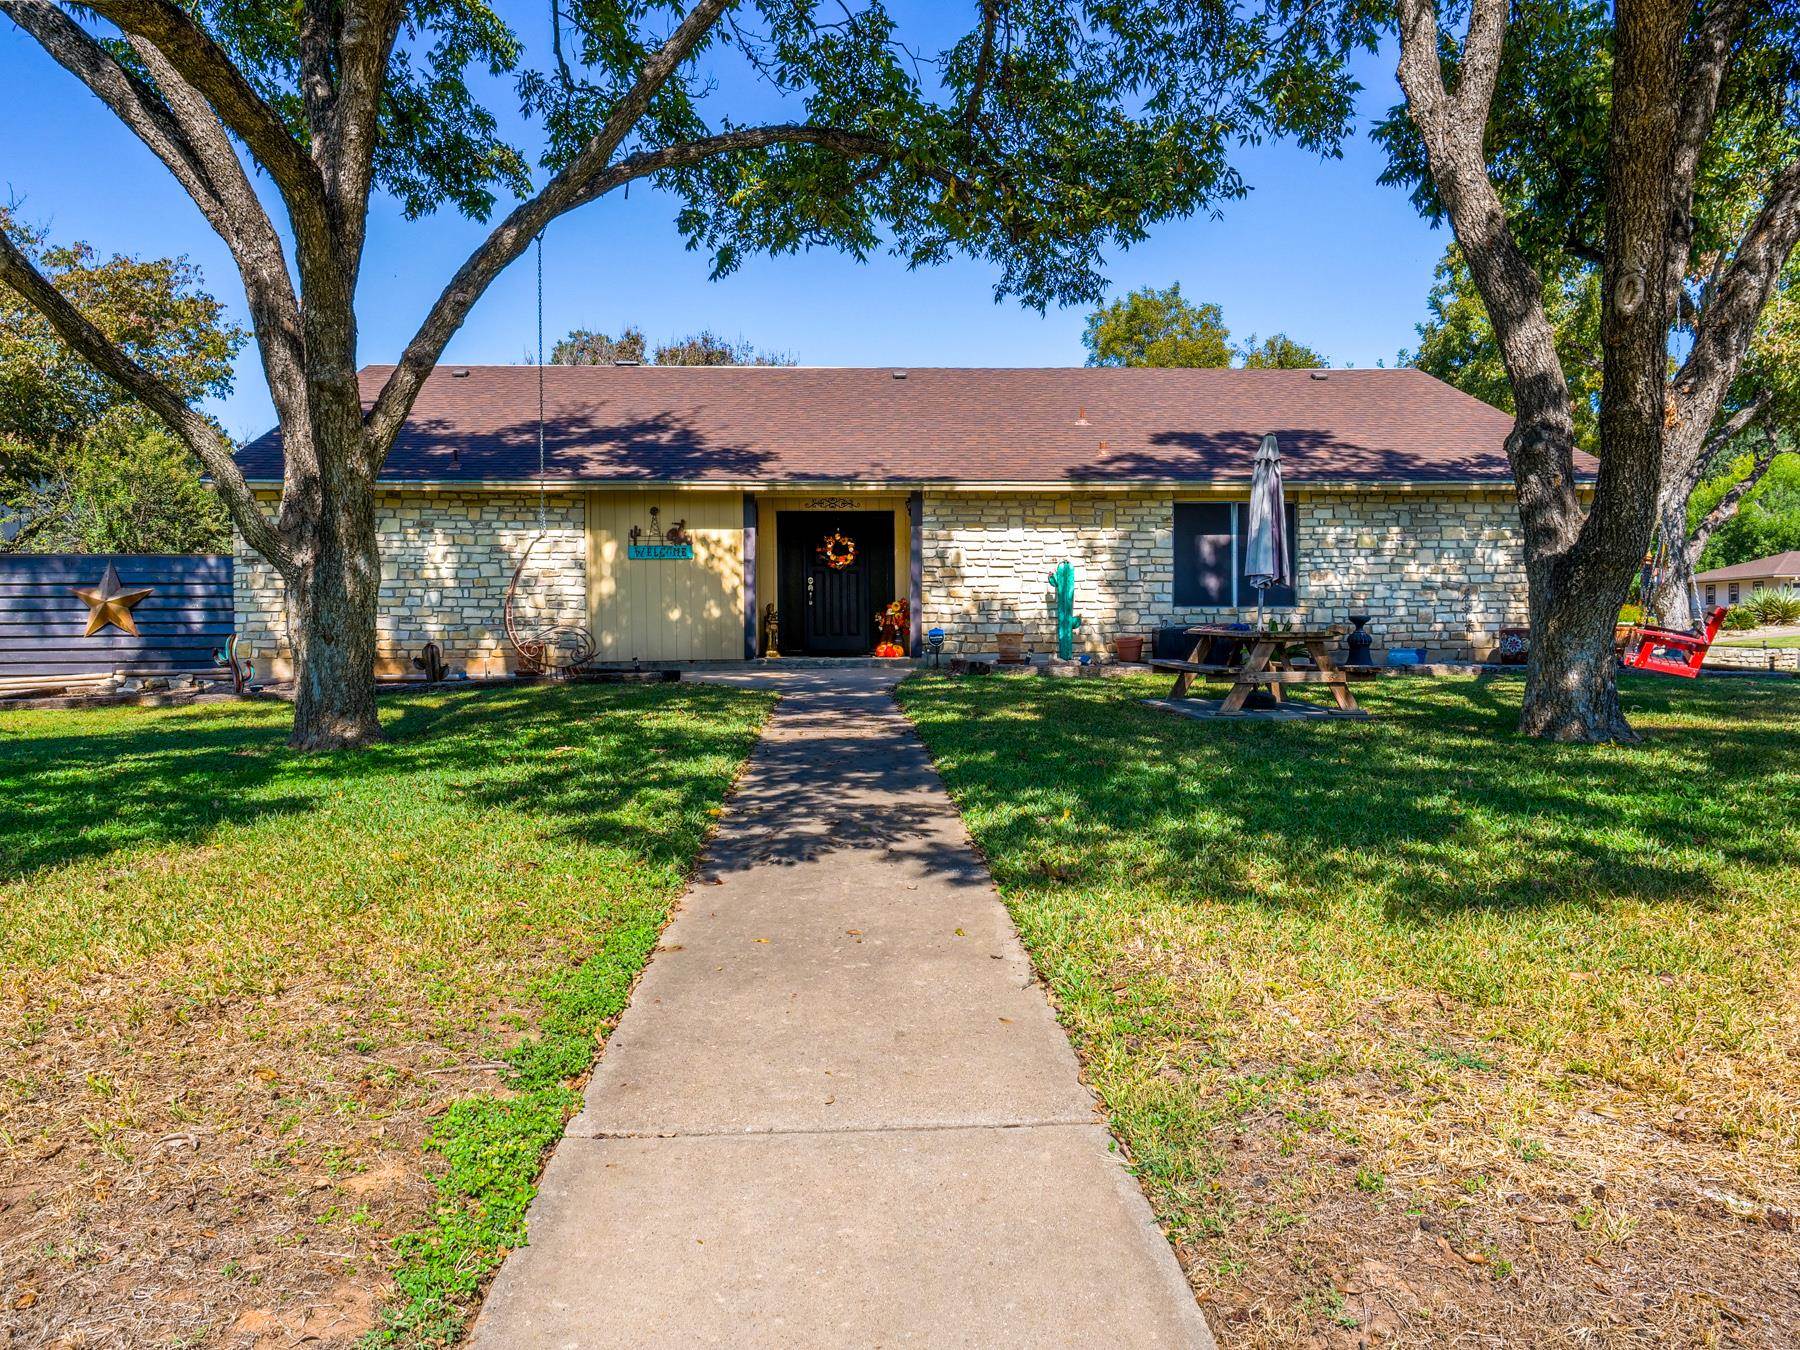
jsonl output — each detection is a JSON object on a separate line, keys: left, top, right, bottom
{"left": 1150, "top": 624, "right": 1364, "bottom": 715}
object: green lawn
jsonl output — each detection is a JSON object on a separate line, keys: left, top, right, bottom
{"left": 0, "top": 683, "right": 770, "bottom": 1346}
{"left": 898, "top": 671, "right": 1800, "bottom": 1348}
{"left": 1717, "top": 633, "right": 1800, "bottom": 648}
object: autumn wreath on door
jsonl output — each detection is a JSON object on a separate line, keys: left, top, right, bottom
{"left": 818, "top": 530, "right": 856, "bottom": 570}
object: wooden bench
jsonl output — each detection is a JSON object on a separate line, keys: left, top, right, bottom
{"left": 1162, "top": 625, "right": 1364, "bottom": 713}
{"left": 1147, "top": 659, "right": 1239, "bottom": 677}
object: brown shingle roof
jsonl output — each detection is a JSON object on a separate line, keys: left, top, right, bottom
{"left": 236, "top": 364, "right": 1548, "bottom": 487}
{"left": 1695, "top": 551, "right": 1800, "bottom": 584}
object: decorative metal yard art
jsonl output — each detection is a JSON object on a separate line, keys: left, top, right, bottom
{"left": 502, "top": 233, "right": 599, "bottom": 678}
{"left": 213, "top": 633, "right": 254, "bottom": 693}
{"left": 71, "top": 563, "right": 155, "bottom": 636}
{"left": 413, "top": 641, "right": 449, "bottom": 683}
{"left": 1244, "top": 433, "right": 1291, "bottom": 631}
{"left": 1048, "top": 561, "right": 1082, "bottom": 660}
{"left": 504, "top": 535, "right": 598, "bottom": 676}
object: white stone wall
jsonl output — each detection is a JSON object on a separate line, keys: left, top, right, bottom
{"left": 234, "top": 485, "right": 1533, "bottom": 673}
{"left": 920, "top": 489, "right": 1531, "bottom": 660}
{"left": 234, "top": 491, "right": 587, "bottom": 678}
{"left": 1702, "top": 644, "right": 1799, "bottom": 673}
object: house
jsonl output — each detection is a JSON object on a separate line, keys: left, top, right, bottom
{"left": 232, "top": 365, "right": 1546, "bottom": 676}
{"left": 1695, "top": 551, "right": 1800, "bottom": 609}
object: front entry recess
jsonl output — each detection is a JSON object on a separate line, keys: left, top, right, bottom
{"left": 777, "top": 511, "right": 895, "bottom": 656}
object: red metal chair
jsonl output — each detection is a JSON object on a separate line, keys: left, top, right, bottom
{"left": 1620, "top": 606, "right": 1728, "bottom": 678}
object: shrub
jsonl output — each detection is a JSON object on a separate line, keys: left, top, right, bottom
{"left": 1746, "top": 588, "right": 1800, "bottom": 626}
{"left": 1723, "top": 606, "right": 1761, "bottom": 631}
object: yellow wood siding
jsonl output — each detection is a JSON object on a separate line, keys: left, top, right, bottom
{"left": 753, "top": 493, "right": 911, "bottom": 624}
{"left": 587, "top": 491, "right": 745, "bottom": 660}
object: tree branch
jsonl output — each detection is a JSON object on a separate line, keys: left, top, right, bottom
{"left": 0, "top": 230, "right": 286, "bottom": 566}
{"left": 366, "top": 122, "right": 898, "bottom": 462}
{"left": 1688, "top": 421, "right": 1782, "bottom": 564}
{"left": 1663, "top": 0, "right": 1748, "bottom": 310}
{"left": 363, "top": 0, "right": 738, "bottom": 458}
{"left": 322, "top": 0, "right": 406, "bottom": 260}
{"left": 81, "top": 0, "right": 331, "bottom": 233}
{"left": 127, "top": 41, "right": 311, "bottom": 449}
{"left": 1395, "top": 0, "right": 1579, "bottom": 541}
{"left": 1451, "top": 0, "right": 1508, "bottom": 124}
{"left": 1699, "top": 389, "right": 1773, "bottom": 469}
{"left": 1672, "top": 155, "right": 1800, "bottom": 452}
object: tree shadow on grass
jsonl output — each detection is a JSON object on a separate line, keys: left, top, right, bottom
{"left": 896, "top": 671, "right": 1800, "bottom": 924}
{"left": 0, "top": 683, "right": 772, "bottom": 888}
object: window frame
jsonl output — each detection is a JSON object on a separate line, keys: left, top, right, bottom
{"left": 1172, "top": 499, "right": 1299, "bottom": 609}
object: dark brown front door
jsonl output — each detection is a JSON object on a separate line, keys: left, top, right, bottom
{"left": 777, "top": 511, "right": 895, "bottom": 656}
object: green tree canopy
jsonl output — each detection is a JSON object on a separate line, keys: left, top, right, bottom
{"left": 550, "top": 326, "right": 648, "bottom": 366}
{"left": 1, "top": 211, "right": 239, "bottom": 552}
{"left": 1237, "top": 332, "right": 1327, "bottom": 369}
{"left": 1403, "top": 244, "right": 1603, "bottom": 451}
{"left": 1083, "top": 285, "right": 1231, "bottom": 367}
{"left": 552, "top": 326, "right": 794, "bottom": 366}
{"left": 1082, "top": 284, "right": 1326, "bottom": 368}
{"left": 1693, "top": 449, "right": 1800, "bottom": 569}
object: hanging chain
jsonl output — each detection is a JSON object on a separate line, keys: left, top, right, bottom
{"left": 536, "top": 231, "right": 547, "bottom": 534}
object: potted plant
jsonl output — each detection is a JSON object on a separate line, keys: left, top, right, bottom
{"left": 1112, "top": 633, "right": 1145, "bottom": 663}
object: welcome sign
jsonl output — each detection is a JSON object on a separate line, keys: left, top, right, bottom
{"left": 628, "top": 542, "right": 694, "bottom": 561}
{"left": 628, "top": 504, "right": 693, "bottom": 560}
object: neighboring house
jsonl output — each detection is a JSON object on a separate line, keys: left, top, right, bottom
{"left": 233, "top": 365, "right": 1553, "bottom": 677}
{"left": 1695, "top": 551, "right": 1800, "bottom": 609}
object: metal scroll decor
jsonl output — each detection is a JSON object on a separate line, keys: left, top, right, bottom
{"left": 628, "top": 505, "right": 693, "bottom": 560}
{"left": 503, "top": 535, "right": 598, "bottom": 677}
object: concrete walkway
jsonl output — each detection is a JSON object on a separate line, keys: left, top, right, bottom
{"left": 470, "top": 670, "right": 1213, "bottom": 1348}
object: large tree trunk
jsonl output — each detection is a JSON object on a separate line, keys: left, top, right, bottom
{"left": 1504, "top": 408, "right": 1641, "bottom": 742}
{"left": 285, "top": 466, "right": 382, "bottom": 751}
{"left": 1648, "top": 486, "right": 1698, "bottom": 630}
{"left": 1518, "top": 553, "right": 1635, "bottom": 741}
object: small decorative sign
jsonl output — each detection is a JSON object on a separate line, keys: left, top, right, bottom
{"left": 804, "top": 497, "right": 856, "bottom": 510}
{"left": 628, "top": 505, "right": 692, "bottom": 561}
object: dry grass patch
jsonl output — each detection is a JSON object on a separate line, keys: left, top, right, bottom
{"left": 0, "top": 682, "right": 771, "bottom": 1348}
{"left": 899, "top": 671, "right": 1800, "bottom": 1349}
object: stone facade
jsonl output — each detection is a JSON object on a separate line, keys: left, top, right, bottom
{"left": 234, "top": 491, "right": 586, "bottom": 678}
{"left": 920, "top": 489, "right": 1530, "bottom": 660}
{"left": 235, "top": 485, "right": 1533, "bottom": 673}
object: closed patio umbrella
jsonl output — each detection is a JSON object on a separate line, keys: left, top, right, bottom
{"left": 1244, "top": 433, "right": 1290, "bottom": 631}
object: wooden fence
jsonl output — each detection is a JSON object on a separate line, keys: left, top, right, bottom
{"left": 0, "top": 553, "right": 234, "bottom": 679}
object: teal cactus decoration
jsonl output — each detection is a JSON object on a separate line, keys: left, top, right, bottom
{"left": 1049, "top": 560, "right": 1082, "bottom": 660}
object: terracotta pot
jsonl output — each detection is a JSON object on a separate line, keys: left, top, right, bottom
{"left": 1112, "top": 634, "right": 1145, "bottom": 664}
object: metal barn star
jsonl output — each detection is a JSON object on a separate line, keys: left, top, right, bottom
{"left": 72, "top": 563, "right": 155, "bottom": 636}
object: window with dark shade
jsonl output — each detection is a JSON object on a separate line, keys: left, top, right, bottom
{"left": 1240, "top": 501, "right": 1300, "bottom": 608}
{"left": 1172, "top": 502, "right": 1300, "bottom": 608}
{"left": 1173, "top": 503, "right": 1234, "bottom": 606}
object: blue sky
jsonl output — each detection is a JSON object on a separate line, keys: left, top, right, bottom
{"left": 0, "top": 9, "right": 1449, "bottom": 444}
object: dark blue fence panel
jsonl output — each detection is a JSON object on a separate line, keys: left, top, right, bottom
{"left": 0, "top": 554, "right": 234, "bottom": 676}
